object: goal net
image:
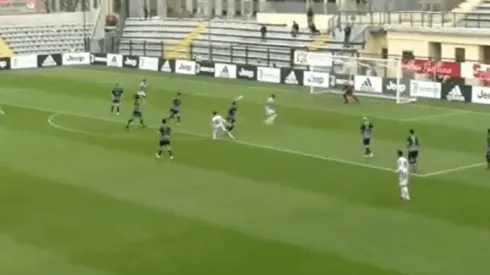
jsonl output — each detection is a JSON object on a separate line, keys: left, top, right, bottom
{"left": 306, "top": 53, "right": 417, "bottom": 104}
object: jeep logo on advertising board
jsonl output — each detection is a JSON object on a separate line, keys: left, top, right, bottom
{"left": 0, "top": 57, "right": 9, "bottom": 70}
{"left": 236, "top": 65, "right": 256, "bottom": 80}
{"left": 123, "top": 56, "right": 138, "bottom": 68}
{"left": 382, "top": 78, "right": 410, "bottom": 95}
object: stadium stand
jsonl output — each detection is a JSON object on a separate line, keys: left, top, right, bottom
{"left": 0, "top": 0, "right": 103, "bottom": 56}
{"left": 459, "top": 0, "right": 490, "bottom": 27}
{"left": 119, "top": 18, "right": 347, "bottom": 67}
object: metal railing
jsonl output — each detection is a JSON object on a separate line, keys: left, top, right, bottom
{"left": 102, "top": 38, "right": 490, "bottom": 66}
{"left": 117, "top": 39, "right": 362, "bottom": 67}
{"left": 333, "top": 11, "right": 490, "bottom": 28}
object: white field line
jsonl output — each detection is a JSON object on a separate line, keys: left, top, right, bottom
{"left": 3, "top": 101, "right": 484, "bottom": 178}
{"left": 400, "top": 110, "right": 471, "bottom": 122}
{"left": 417, "top": 162, "right": 486, "bottom": 178}
{"left": 47, "top": 112, "right": 208, "bottom": 142}
{"left": 2, "top": 100, "right": 408, "bottom": 176}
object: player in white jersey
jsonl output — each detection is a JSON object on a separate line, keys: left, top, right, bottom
{"left": 137, "top": 79, "right": 148, "bottom": 97}
{"left": 396, "top": 150, "right": 410, "bottom": 202}
{"left": 264, "top": 94, "right": 277, "bottom": 125}
{"left": 211, "top": 111, "right": 234, "bottom": 140}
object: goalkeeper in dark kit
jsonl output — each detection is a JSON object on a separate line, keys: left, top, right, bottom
{"left": 342, "top": 84, "right": 359, "bottom": 104}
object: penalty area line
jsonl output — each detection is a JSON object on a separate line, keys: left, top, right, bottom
{"left": 4, "top": 100, "right": 404, "bottom": 176}
{"left": 418, "top": 162, "right": 486, "bottom": 177}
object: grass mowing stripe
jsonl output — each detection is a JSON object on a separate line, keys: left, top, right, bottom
{"left": 1, "top": 128, "right": 490, "bottom": 275}
{"left": 0, "top": 161, "right": 404, "bottom": 275}
{"left": 1, "top": 100, "right": 413, "bottom": 176}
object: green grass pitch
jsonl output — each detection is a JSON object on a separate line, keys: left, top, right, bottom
{"left": 0, "top": 66, "right": 490, "bottom": 275}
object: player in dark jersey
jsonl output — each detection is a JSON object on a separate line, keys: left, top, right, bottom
{"left": 156, "top": 119, "right": 174, "bottom": 159}
{"left": 110, "top": 83, "right": 124, "bottom": 115}
{"left": 486, "top": 129, "right": 490, "bottom": 169}
{"left": 125, "top": 94, "right": 146, "bottom": 130}
{"left": 343, "top": 85, "right": 359, "bottom": 104}
{"left": 226, "top": 101, "right": 237, "bottom": 132}
{"left": 168, "top": 93, "right": 182, "bottom": 125}
{"left": 360, "top": 117, "right": 374, "bottom": 158}
{"left": 406, "top": 129, "right": 420, "bottom": 172}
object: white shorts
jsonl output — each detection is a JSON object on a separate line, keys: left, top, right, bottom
{"left": 265, "top": 108, "right": 276, "bottom": 117}
{"left": 212, "top": 124, "right": 227, "bottom": 132}
{"left": 399, "top": 180, "right": 408, "bottom": 187}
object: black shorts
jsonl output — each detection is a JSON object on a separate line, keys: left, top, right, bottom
{"left": 408, "top": 151, "right": 419, "bottom": 163}
{"left": 112, "top": 99, "right": 120, "bottom": 104}
{"left": 227, "top": 117, "right": 235, "bottom": 125}
{"left": 132, "top": 110, "right": 142, "bottom": 117}
{"left": 486, "top": 152, "right": 490, "bottom": 163}
{"left": 169, "top": 108, "right": 180, "bottom": 117}
{"left": 160, "top": 139, "right": 170, "bottom": 146}
{"left": 362, "top": 138, "right": 370, "bottom": 146}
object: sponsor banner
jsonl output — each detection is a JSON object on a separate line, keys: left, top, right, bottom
{"left": 214, "top": 63, "right": 237, "bottom": 79}
{"left": 107, "top": 54, "right": 122, "bottom": 67}
{"left": 461, "top": 62, "right": 490, "bottom": 85}
{"left": 440, "top": 84, "right": 471, "bottom": 102}
{"left": 303, "top": 71, "right": 329, "bottom": 88}
{"left": 37, "top": 54, "right": 61, "bottom": 67}
{"left": 196, "top": 61, "right": 215, "bottom": 76}
{"left": 472, "top": 86, "right": 490, "bottom": 104}
{"left": 236, "top": 65, "right": 256, "bottom": 80}
{"left": 409, "top": 80, "right": 441, "bottom": 99}
{"left": 402, "top": 59, "right": 460, "bottom": 78}
{"left": 122, "top": 55, "right": 139, "bottom": 68}
{"left": 294, "top": 50, "right": 333, "bottom": 67}
{"left": 12, "top": 55, "right": 37, "bottom": 69}
{"left": 354, "top": 75, "right": 382, "bottom": 93}
{"left": 175, "top": 59, "right": 196, "bottom": 75}
{"left": 257, "top": 67, "right": 280, "bottom": 83}
{"left": 91, "top": 53, "right": 107, "bottom": 65}
{"left": 329, "top": 74, "right": 353, "bottom": 89}
{"left": 382, "top": 78, "right": 410, "bottom": 96}
{"left": 158, "top": 58, "right": 174, "bottom": 73}
{"left": 280, "top": 68, "right": 303, "bottom": 85}
{"left": 62, "top": 52, "right": 90, "bottom": 66}
{"left": 138, "top": 56, "right": 158, "bottom": 71}
{"left": 0, "top": 57, "right": 11, "bottom": 70}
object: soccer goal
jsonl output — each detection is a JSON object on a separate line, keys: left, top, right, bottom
{"left": 306, "top": 53, "right": 417, "bottom": 104}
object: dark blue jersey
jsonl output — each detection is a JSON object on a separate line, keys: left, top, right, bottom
{"left": 171, "top": 98, "right": 182, "bottom": 111}
{"left": 407, "top": 135, "right": 420, "bottom": 152}
{"left": 227, "top": 105, "right": 237, "bottom": 120}
{"left": 487, "top": 136, "right": 490, "bottom": 153}
{"left": 133, "top": 96, "right": 142, "bottom": 112}
{"left": 112, "top": 87, "right": 123, "bottom": 100}
{"left": 159, "top": 125, "right": 171, "bottom": 141}
{"left": 360, "top": 122, "right": 373, "bottom": 139}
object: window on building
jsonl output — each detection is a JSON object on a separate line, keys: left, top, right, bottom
{"left": 402, "top": 50, "right": 414, "bottom": 60}
{"left": 455, "top": 48, "right": 465, "bottom": 62}
{"left": 381, "top": 48, "right": 388, "bottom": 59}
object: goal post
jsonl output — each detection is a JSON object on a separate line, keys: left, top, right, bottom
{"left": 306, "top": 53, "right": 417, "bottom": 104}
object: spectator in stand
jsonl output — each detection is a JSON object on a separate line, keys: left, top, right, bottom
{"left": 343, "top": 25, "right": 351, "bottom": 47}
{"left": 143, "top": 6, "right": 149, "bottom": 19}
{"left": 309, "top": 21, "right": 320, "bottom": 36}
{"left": 260, "top": 25, "right": 267, "bottom": 41}
{"left": 307, "top": 6, "right": 314, "bottom": 26}
{"left": 291, "top": 21, "right": 299, "bottom": 37}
